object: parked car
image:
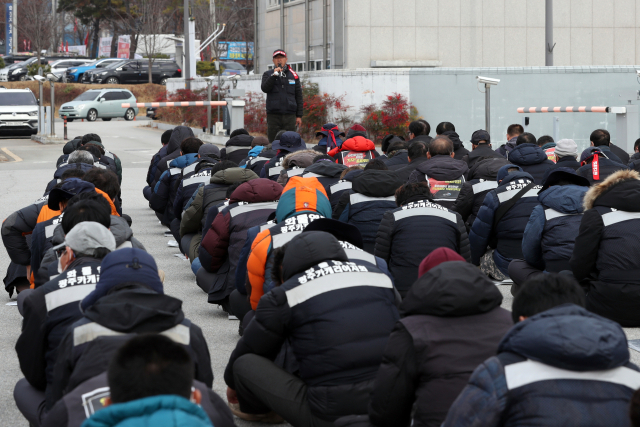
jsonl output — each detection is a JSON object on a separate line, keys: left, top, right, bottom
{"left": 86, "top": 59, "right": 181, "bottom": 85}
{"left": 222, "top": 61, "right": 247, "bottom": 76}
{"left": 58, "top": 88, "right": 139, "bottom": 122}
{"left": 0, "top": 57, "right": 46, "bottom": 81}
{"left": 0, "top": 88, "right": 39, "bottom": 135}
{"left": 48, "top": 59, "right": 94, "bottom": 82}
{"left": 69, "top": 58, "right": 123, "bottom": 83}
{"left": 146, "top": 107, "right": 157, "bottom": 120}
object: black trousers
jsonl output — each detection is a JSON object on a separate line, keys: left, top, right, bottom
{"left": 229, "top": 289, "right": 253, "bottom": 322}
{"left": 233, "top": 354, "right": 334, "bottom": 427}
{"left": 267, "top": 113, "right": 297, "bottom": 142}
{"left": 508, "top": 259, "right": 544, "bottom": 296}
{"left": 14, "top": 378, "right": 46, "bottom": 427}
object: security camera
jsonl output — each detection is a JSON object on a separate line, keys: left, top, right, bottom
{"left": 204, "top": 76, "right": 216, "bottom": 82}
{"left": 636, "top": 69, "right": 640, "bottom": 78}
{"left": 33, "top": 75, "right": 46, "bottom": 82}
{"left": 476, "top": 76, "right": 500, "bottom": 85}
{"left": 226, "top": 74, "right": 241, "bottom": 81}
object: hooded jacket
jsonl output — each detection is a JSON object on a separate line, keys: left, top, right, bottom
{"left": 394, "top": 156, "right": 430, "bottom": 183}
{"left": 545, "top": 155, "right": 581, "bottom": 172}
{"left": 179, "top": 168, "right": 258, "bottom": 239}
{"left": 610, "top": 142, "right": 630, "bottom": 164}
{"left": 408, "top": 155, "right": 469, "bottom": 210}
{"left": 368, "top": 262, "right": 512, "bottom": 427}
{"left": 442, "top": 131, "right": 469, "bottom": 161}
{"left": 85, "top": 141, "right": 122, "bottom": 183}
{"left": 571, "top": 169, "right": 640, "bottom": 326}
{"left": 462, "top": 144, "right": 505, "bottom": 169}
{"left": 338, "top": 170, "right": 403, "bottom": 253}
{"left": 152, "top": 126, "right": 195, "bottom": 187}
{"left": 300, "top": 161, "right": 347, "bottom": 195}
{"left": 50, "top": 284, "right": 213, "bottom": 409}
{"left": 150, "top": 153, "right": 199, "bottom": 225}
{"left": 452, "top": 157, "right": 510, "bottom": 228}
{"left": 469, "top": 172, "right": 541, "bottom": 275}
{"left": 198, "top": 179, "right": 282, "bottom": 303}
{"left": 276, "top": 149, "right": 319, "bottom": 185}
{"left": 221, "top": 134, "right": 253, "bottom": 164}
{"left": 442, "top": 304, "right": 640, "bottom": 427}
{"left": 328, "top": 136, "right": 379, "bottom": 166}
{"left": 226, "top": 232, "right": 399, "bottom": 422}
{"left": 2, "top": 200, "right": 54, "bottom": 269}
{"left": 246, "top": 177, "right": 332, "bottom": 309}
{"left": 522, "top": 185, "right": 587, "bottom": 272}
{"left": 507, "top": 143, "right": 555, "bottom": 184}
{"left": 374, "top": 199, "right": 470, "bottom": 296}
{"left": 331, "top": 170, "right": 363, "bottom": 217}
{"left": 42, "top": 373, "right": 234, "bottom": 427}
{"left": 495, "top": 136, "right": 518, "bottom": 157}
{"left": 80, "top": 395, "right": 212, "bottom": 427}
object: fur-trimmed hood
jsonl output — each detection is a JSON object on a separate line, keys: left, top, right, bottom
{"left": 583, "top": 169, "right": 640, "bottom": 210}
{"left": 281, "top": 149, "right": 319, "bottom": 170}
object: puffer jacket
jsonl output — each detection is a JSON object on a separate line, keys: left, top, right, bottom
{"left": 276, "top": 149, "right": 319, "bottom": 185}
{"left": 152, "top": 126, "right": 195, "bottom": 187}
{"left": 2, "top": 200, "right": 54, "bottom": 267}
{"left": 367, "top": 262, "right": 512, "bottom": 427}
{"left": 300, "top": 161, "right": 347, "bottom": 195}
{"left": 375, "top": 198, "right": 470, "bottom": 296}
{"left": 225, "top": 232, "right": 399, "bottom": 422}
{"left": 150, "top": 153, "right": 199, "bottom": 225}
{"left": 577, "top": 154, "right": 627, "bottom": 185}
{"left": 243, "top": 146, "right": 275, "bottom": 175}
{"left": 441, "top": 131, "right": 469, "bottom": 161}
{"left": 442, "top": 304, "right": 640, "bottom": 427}
{"left": 461, "top": 144, "right": 505, "bottom": 169}
{"left": 50, "top": 285, "right": 213, "bottom": 409}
{"left": 221, "top": 134, "right": 253, "bottom": 164}
{"left": 469, "top": 172, "right": 541, "bottom": 275}
{"left": 571, "top": 169, "right": 640, "bottom": 326}
{"left": 407, "top": 155, "right": 469, "bottom": 209}
{"left": 179, "top": 168, "right": 258, "bottom": 239}
{"left": 260, "top": 151, "right": 289, "bottom": 181}
{"left": 522, "top": 184, "right": 587, "bottom": 272}
{"left": 452, "top": 157, "right": 510, "bottom": 228}
{"left": 338, "top": 170, "right": 403, "bottom": 253}
{"left": 44, "top": 162, "right": 98, "bottom": 195}
{"left": 507, "top": 143, "right": 555, "bottom": 184}
{"left": 246, "top": 177, "right": 332, "bottom": 309}
{"left": 331, "top": 170, "right": 364, "bottom": 217}
{"left": 495, "top": 136, "right": 518, "bottom": 157}
{"left": 381, "top": 149, "right": 409, "bottom": 170}
{"left": 545, "top": 155, "right": 581, "bottom": 173}
{"left": 328, "top": 136, "right": 379, "bottom": 166}
{"left": 172, "top": 158, "right": 218, "bottom": 221}
{"left": 610, "top": 142, "right": 630, "bottom": 165}
{"left": 198, "top": 179, "right": 282, "bottom": 303}
{"left": 147, "top": 145, "right": 168, "bottom": 186}
{"left": 80, "top": 395, "right": 213, "bottom": 427}
{"left": 627, "top": 152, "right": 640, "bottom": 171}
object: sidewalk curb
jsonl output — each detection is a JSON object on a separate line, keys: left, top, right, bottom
{"left": 31, "top": 134, "right": 66, "bottom": 145}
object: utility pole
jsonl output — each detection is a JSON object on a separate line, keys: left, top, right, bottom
{"left": 545, "top": 0, "right": 554, "bottom": 66}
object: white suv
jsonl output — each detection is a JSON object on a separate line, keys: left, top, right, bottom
{"left": 0, "top": 88, "right": 39, "bottom": 135}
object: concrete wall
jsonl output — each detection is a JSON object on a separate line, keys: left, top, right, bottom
{"left": 238, "top": 65, "right": 640, "bottom": 153}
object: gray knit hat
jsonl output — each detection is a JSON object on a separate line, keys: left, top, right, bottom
{"left": 554, "top": 139, "right": 578, "bottom": 158}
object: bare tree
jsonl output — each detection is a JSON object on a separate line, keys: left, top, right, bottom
{"left": 17, "top": 0, "right": 54, "bottom": 64}
{"left": 137, "top": 0, "right": 174, "bottom": 82}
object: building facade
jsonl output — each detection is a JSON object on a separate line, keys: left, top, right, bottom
{"left": 256, "top": 0, "right": 640, "bottom": 72}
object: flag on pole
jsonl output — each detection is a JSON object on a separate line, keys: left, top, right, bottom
{"left": 84, "top": 32, "right": 89, "bottom": 46}
{"left": 66, "top": 41, "right": 69, "bottom": 52}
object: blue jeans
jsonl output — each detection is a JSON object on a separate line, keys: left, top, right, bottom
{"left": 191, "top": 257, "right": 201, "bottom": 276}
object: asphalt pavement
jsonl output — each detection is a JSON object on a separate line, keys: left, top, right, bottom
{"left": 0, "top": 120, "right": 638, "bottom": 426}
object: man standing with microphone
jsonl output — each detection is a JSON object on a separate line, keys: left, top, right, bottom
{"left": 261, "top": 49, "right": 303, "bottom": 142}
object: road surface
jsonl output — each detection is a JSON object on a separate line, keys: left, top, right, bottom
{"left": 0, "top": 120, "right": 638, "bottom": 426}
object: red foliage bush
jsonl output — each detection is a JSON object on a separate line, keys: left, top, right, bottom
{"left": 361, "top": 93, "right": 414, "bottom": 142}
{"left": 244, "top": 91, "right": 268, "bottom": 135}
{"left": 155, "top": 88, "right": 209, "bottom": 128}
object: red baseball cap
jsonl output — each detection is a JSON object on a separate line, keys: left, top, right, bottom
{"left": 273, "top": 49, "right": 287, "bottom": 58}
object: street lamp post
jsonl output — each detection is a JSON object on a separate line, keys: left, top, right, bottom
{"left": 476, "top": 76, "right": 500, "bottom": 135}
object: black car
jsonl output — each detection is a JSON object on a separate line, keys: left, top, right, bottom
{"left": 87, "top": 59, "right": 181, "bottom": 85}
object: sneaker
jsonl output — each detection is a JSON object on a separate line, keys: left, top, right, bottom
{"left": 227, "top": 402, "right": 284, "bottom": 424}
